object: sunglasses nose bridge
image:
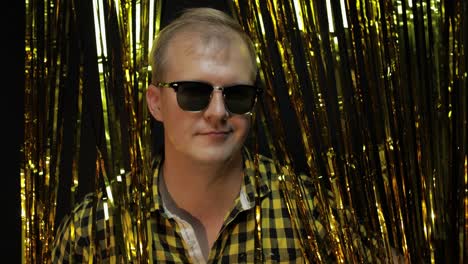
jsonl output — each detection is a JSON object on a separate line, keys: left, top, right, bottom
{"left": 212, "top": 86, "right": 224, "bottom": 92}
{"left": 205, "top": 86, "right": 230, "bottom": 116}
{"left": 210, "top": 86, "right": 225, "bottom": 99}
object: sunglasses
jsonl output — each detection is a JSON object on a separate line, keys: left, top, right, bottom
{"left": 156, "top": 81, "right": 262, "bottom": 115}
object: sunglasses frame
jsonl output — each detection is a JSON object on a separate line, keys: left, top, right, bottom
{"left": 155, "top": 81, "right": 263, "bottom": 115}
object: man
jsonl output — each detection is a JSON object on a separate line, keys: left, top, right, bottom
{"left": 52, "top": 7, "right": 392, "bottom": 263}
{"left": 144, "top": 6, "right": 268, "bottom": 262}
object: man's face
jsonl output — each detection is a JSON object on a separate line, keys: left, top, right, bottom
{"left": 148, "top": 32, "right": 255, "bottom": 165}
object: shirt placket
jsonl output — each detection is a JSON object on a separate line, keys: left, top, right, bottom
{"left": 207, "top": 189, "right": 255, "bottom": 263}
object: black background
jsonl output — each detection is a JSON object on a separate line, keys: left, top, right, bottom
{"left": 6, "top": 1, "right": 25, "bottom": 262}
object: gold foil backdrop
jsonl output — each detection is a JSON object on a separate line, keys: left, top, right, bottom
{"left": 23, "top": 0, "right": 160, "bottom": 262}
{"left": 22, "top": 0, "right": 466, "bottom": 263}
{"left": 231, "top": 0, "right": 466, "bottom": 263}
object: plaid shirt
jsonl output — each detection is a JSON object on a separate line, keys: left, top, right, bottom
{"left": 51, "top": 149, "right": 380, "bottom": 263}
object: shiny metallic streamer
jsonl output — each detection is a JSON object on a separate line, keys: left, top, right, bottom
{"left": 22, "top": 0, "right": 161, "bottom": 262}
{"left": 232, "top": 0, "right": 466, "bottom": 263}
{"left": 23, "top": 0, "right": 72, "bottom": 262}
{"left": 251, "top": 116, "right": 264, "bottom": 263}
{"left": 90, "top": 0, "right": 158, "bottom": 262}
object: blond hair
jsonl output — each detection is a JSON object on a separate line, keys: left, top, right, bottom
{"left": 149, "top": 8, "right": 257, "bottom": 82}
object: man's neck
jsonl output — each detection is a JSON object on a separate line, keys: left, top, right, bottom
{"left": 161, "top": 150, "right": 244, "bottom": 219}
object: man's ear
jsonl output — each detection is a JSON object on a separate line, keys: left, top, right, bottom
{"left": 146, "top": 84, "right": 163, "bottom": 122}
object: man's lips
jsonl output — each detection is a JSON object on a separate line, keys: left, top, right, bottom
{"left": 198, "top": 130, "right": 231, "bottom": 135}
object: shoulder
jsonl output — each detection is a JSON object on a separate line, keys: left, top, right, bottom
{"left": 253, "top": 153, "right": 318, "bottom": 194}
{"left": 67, "top": 192, "right": 111, "bottom": 225}
{"left": 254, "top": 153, "right": 279, "bottom": 176}
{"left": 51, "top": 192, "right": 118, "bottom": 263}
{"left": 53, "top": 192, "right": 107, "bottom": 238}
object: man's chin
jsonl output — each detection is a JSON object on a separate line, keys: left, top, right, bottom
{"left": 192, "top": 147, "right": 241, "bottom": 165}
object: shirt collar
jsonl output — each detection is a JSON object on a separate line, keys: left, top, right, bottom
{"left": 149, "top": 147, "right": 272, "bottom": 213}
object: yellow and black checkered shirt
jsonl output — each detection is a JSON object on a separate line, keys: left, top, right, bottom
{"left": 51, "top": 149, "right": 380, "bottom": 263}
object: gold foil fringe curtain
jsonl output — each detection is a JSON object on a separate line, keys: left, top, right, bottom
{"left": 231, "top": 0, "right": 466, "bottom": 263}
{"left": 23, "top": 0, "right": 160, "bottom": 262}
{"left": 22, "top": 0, "right": 466, "bottom": 263}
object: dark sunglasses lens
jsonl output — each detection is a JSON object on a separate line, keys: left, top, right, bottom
{"left": 177, "top": 82, "right": 213, "bottom": 111}
{"left": 224, "top": 86, "right": 257, "bottom": 114}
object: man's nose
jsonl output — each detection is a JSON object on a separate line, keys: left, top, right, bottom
{"left": 203, "top": 89, "right": 229, "bottom": 120}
